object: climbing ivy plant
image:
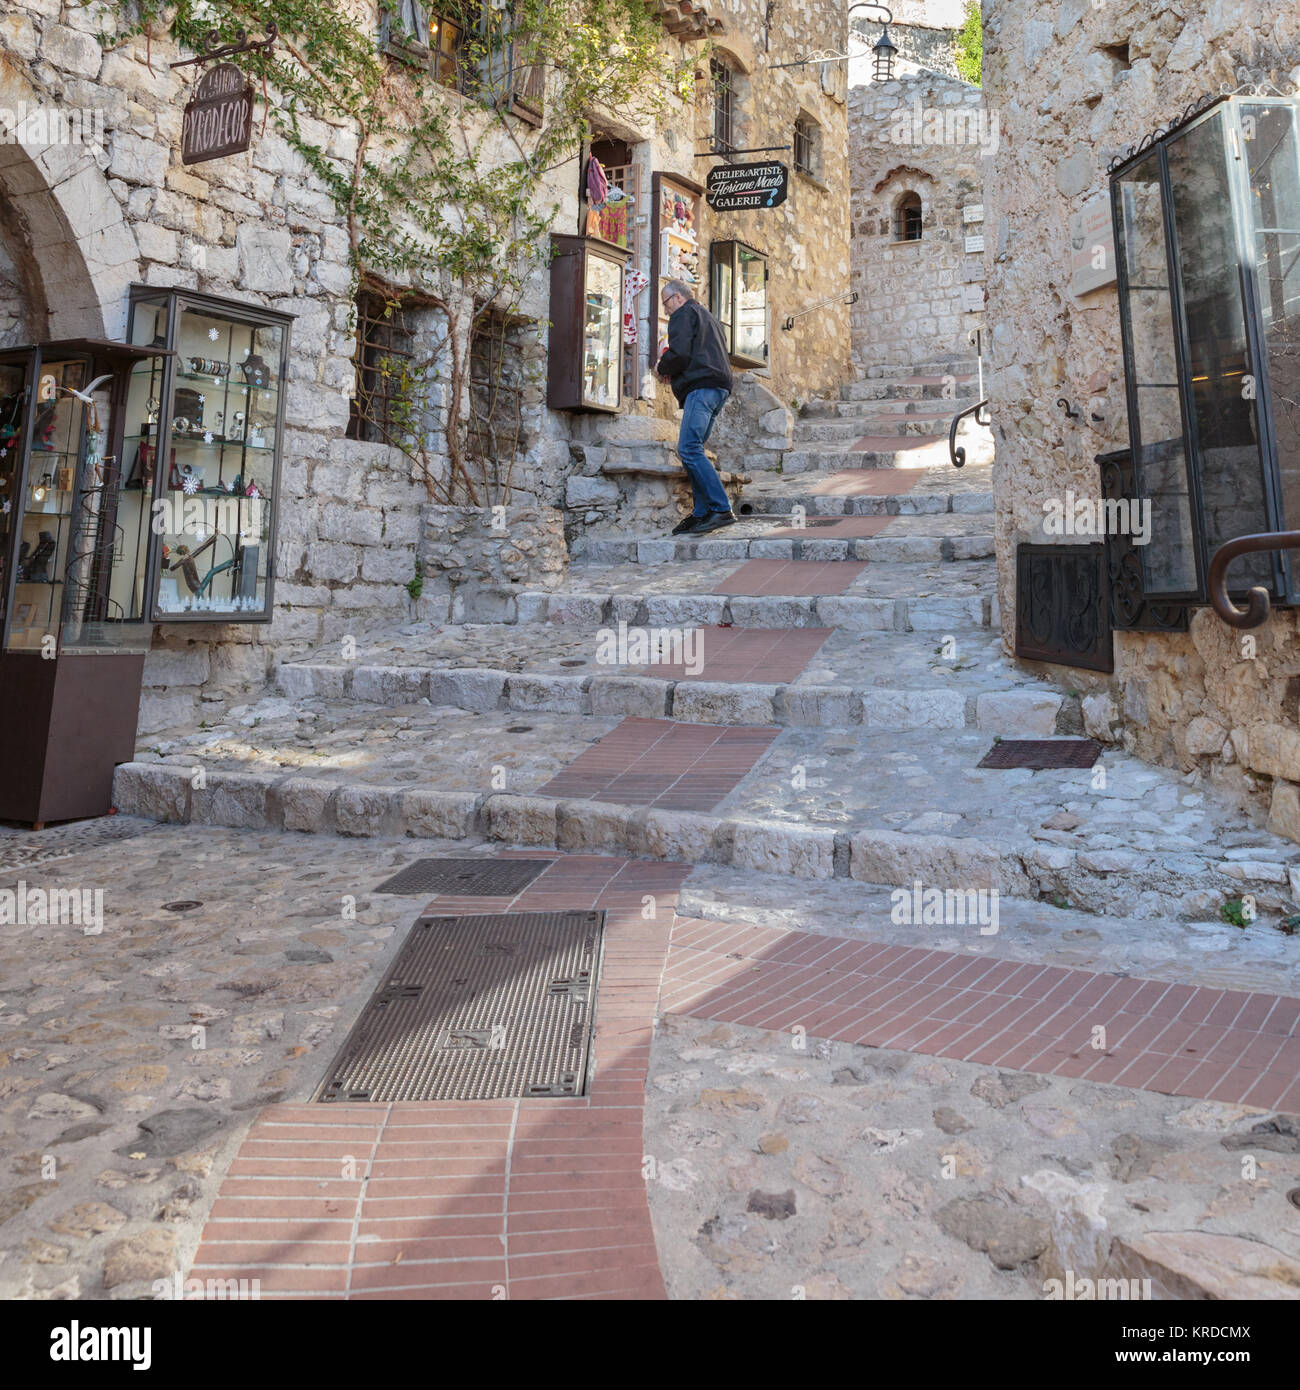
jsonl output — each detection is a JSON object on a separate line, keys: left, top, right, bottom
{"left": 953, "top": 1, "right": 982, "bottom": 88}
{"left": 96, "top": 0, "right": 696, "bottom": 504}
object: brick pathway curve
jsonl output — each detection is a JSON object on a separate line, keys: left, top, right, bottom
{"left": 191, "top": 849, "right": 1300, "bottom": 1299}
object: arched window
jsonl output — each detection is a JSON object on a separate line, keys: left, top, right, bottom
{"left": 893, "top": 191, "right": 923, "bottom": 241}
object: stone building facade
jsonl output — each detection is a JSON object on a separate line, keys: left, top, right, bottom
{"left": 0, "top": 0, "right": 852, "bottom": 738}
{"left": 982, "top": 0, "right": 1300, "bottom": 839}
{"left": 846, "top": 1, "right": 986, "bottom": 373}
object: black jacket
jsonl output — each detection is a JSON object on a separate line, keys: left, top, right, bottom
{"left": 657, "top": 298, "right": 734, "bottom": 406}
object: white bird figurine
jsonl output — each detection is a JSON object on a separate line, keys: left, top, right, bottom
{"left": 61, "top": 373, "right": 112, "bottom": 403}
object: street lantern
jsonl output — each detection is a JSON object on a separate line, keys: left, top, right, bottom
{"left": 850, "top": 3, "right": 897, "bottom": 82}
{"left": 872, "top": 26, "right": 897, "bottom": 81}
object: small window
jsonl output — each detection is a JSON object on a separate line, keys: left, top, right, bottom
{"left": 894, "top": 191, "right": 923, "bottom": 241}
{"left": 348, "top": 290, "right": 417, "bottom": 444}
{"left": 793, "top": 116, "right": 818, "bottom": 178}
{"left": 711, "top": 58, "right": 735, "bottom": 156}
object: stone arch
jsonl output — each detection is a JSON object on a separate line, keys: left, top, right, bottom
{"left": 0, "top": 56, "right": 141, "bottom": 340}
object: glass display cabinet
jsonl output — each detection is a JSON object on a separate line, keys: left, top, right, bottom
{"left": 547, "top": 233, "right": 629, "bottom": 412}
{"left": 1111, "top": 94, "right": 1300, "bottom": 608}
{"left": 0, "top": 337, "right": 169, "bottom": 825}
{"left": 126, "top": 287, "right": 292, "bottom": 619}
{"left": 710, "top": 240, "right": 769, "bottom": 368}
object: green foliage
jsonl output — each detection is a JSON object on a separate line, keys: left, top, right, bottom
{"left": 406, "top": 557, "right": 424, "bottom": 601}
{"left": 97, "top": 0, "right": 693, "bottom": 502}
{"left": 1220, "top": 897, "right": 1249, "bottom": 928}
{"left": 953, "top": 1, "right": 982, "bottom": 87}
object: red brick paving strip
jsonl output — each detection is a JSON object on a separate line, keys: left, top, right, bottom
{"left": 808, "top": 469, "right": 926, "bottom": 496}
{"left": 537, "top": 716, "right": 779, "bottom": 811}
{"left": 190, "top": 855, "right": 689, "bottom": 1299}
{"left": 849, "top": 433, "right": 945, "bottom": 455}
{"left": 714, "top": 559, "right": 867, "bottom": 597}
{"left": 660, "top": 919, "right": 1300, "bottom": 1114}
{"left": 626, "top": 626, "right": 832, "bottom": 683}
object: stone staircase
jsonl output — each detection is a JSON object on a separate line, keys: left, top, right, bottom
{"left": 114, "top": 363, "right": 1300, "bottom": 943}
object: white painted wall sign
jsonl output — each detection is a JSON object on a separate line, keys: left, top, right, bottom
{"left": 963, "top": 203, "right": 984, "bottom": 223}
{"left": 1069, "top": 193, "right": 1118, "bottom": 295}
{"left": 961, "top": 283, "right": 986, "bottom": 312}
{"left": 964, "top": 234, "right": 985, "bottom": 254}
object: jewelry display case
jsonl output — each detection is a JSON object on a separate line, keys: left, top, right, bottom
{"left": 125, "top": 287, "right": 292, "bottom": 620}
{"left": 0, "top": 337, "right": 169, "bottom": 825}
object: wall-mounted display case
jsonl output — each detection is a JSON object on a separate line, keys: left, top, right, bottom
{"left": 710, "top": 239, "right": 769, "bottom": 369}
{"left": 0, "top": 338, "right": 169, "bottom": 824}
{"left": 651, "top": 172, "right": 704, "bottom": 369}
{"left": 1111, "top": 94, "right": 1300, "bottom": 607}
{"left": 547, "top": 234, "right": 629, "bottom": 412}
{"left": 126, "top": 286, "right": 293, "bottom": 621}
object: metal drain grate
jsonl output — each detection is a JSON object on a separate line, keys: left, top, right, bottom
{"left": 978, "top": 738, "right": 1102, "bottom": 770}
{"left": 373, "top": 857, "right": 552, "bottom": 896}
{"left": 314, "top": 910, "right": 604, "bottom": 1102}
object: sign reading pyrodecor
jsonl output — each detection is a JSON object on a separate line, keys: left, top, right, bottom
{"left": 171, "top": 23, "right": 277, "bottom": 167}
{"left": 706, "top": 161, "right": 789, "bottom": 211}
{"left": 181, "top": 63, "right": 253, "bottom": 164}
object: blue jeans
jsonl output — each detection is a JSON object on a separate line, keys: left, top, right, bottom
{"left": 677, "top": 386, "right": 732, "bottom": 516}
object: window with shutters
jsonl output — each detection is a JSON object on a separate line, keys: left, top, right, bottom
{"left": 379, "top": 0, "right": 544, "bottom": 123}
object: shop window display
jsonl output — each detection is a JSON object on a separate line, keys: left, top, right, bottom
{"left": 126, "top": 288, "right": 291, "bottom": 621}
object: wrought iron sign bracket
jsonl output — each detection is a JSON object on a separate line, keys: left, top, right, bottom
{"left": 1208, "top": 532, "right": 1300, "bottom": 629}
{"left": 170, "top": 23, "right": 278, "bottom": 70}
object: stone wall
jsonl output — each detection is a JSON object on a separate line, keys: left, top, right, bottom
{"left": 847, "top": 71, "right": 987, "bottom": 371}
{"left": 983, "top": 0, "right": 1300, "bottom": 837}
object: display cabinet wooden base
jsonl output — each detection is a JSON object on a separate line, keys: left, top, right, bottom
{"left": 0, "top": 651, "right": 145, "bottom": 826}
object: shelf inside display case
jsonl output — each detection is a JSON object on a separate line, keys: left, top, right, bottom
{"left": 126, "top": 288, "right": 292, "bottom": 621}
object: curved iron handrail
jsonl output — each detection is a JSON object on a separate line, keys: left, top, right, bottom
{"left": 1207, "top": 531, "right": 1300, "bottom": 628}
{"left": 948, "top": 397, "right": 990, "bottom": 469}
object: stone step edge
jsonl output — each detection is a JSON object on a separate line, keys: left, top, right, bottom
{"left": 504, "top": 590, "right": 995, "bottom": 631}
{"left": 274, "top": 663, "right": 1057, "bottom": 731}
{"left": 735, "top": 492, "right": 995, "bottom": 518}
{"left": 111, "top": 763, "right": 1291, "bottom": 921}
{"left": 572, "top": 533, "right": 996, "bottom": 565}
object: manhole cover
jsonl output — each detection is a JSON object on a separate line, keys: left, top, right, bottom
{"left": 314, "top": 909, "right": 605, "bottom": 1102}
{"left": 162, "top": 900, "right": 204, "bottom": 912}
{"left": 559, "top": 659, "right": 586, "bottom": 667}
{"left": 506, "top": 725, "right": 533, "bottom": 733}
{"left": 1288, "top": 1187, "right": 1300, "bottom": 1211}
{"left": 374, "top": 857, "right": 552, "bottom": 896}
{"left": 978, "top": 738, "right": 1102, "bottom": 770}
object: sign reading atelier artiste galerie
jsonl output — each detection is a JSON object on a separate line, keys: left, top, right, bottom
{"left": 181, "top": 62, "right": 254, "bottom": 165}
{"left": 706, "top": 161, "right": 789, "bottom": 211}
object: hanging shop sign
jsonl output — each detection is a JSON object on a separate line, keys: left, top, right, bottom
{"left": 706, "top": 161, "right": 789, "bottom": 211}
{"left": 181, "top": 63, "right": 254, "bottom": 164}
{"left": 172, "top": 23, "right": 277, "bottom": 166}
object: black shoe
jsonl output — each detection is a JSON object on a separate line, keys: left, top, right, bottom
{"left": 671, "top": 514, "right": 707, "bottom": 535}
{"left": 692, "top": 510, "right": 737, "bottom": 534}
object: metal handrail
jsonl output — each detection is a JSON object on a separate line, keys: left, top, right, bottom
{"left": 782, "top": 291, "right": 858, "bottom": 332}
{"left": 949, "top": 397, "right": 991, "bottom": 468}
{"left": 1207, "top": 531, "right": 1300, "bottom": 628}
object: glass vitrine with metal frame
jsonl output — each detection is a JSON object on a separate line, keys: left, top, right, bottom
{"left": 125, "top": 286, "right": 293, "bottom": 622}
{"left": 1111, "top": 94, "right": 1300, "bottom": 607}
